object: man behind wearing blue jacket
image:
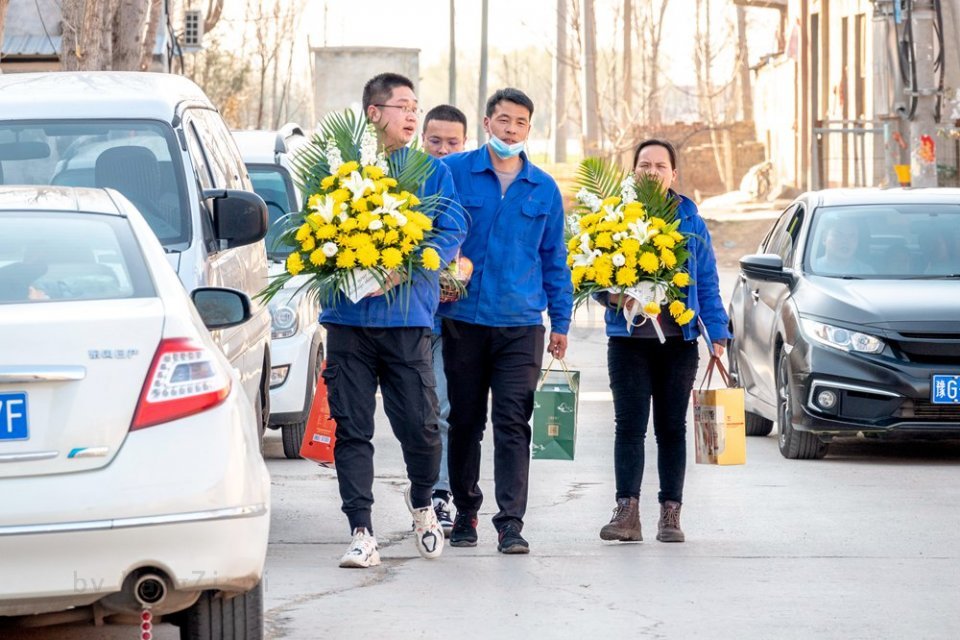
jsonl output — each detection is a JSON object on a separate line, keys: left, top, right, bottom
{"left": 322, "top": 73, "right": 466, "bottom": 568}
{"left": 439, "top": 88, "right": 573, "bottom": 555}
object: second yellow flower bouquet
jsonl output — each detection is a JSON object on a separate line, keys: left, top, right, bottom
{"left": 567, "top": 158, "right": 695, "bottom": 339}
{"left": 258, "top": 110, "right": 451, "bottom": 306}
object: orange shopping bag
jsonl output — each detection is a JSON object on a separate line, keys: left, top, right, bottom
{"left": 299, "top": 362, "right": 336, "bottom": 466}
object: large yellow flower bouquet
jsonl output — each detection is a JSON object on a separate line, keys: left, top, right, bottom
{"left": 566, "top": 158, "right": 695, "bottom": 339}
{"left": 258, "top": 110, "right": 453, "bottom": 306}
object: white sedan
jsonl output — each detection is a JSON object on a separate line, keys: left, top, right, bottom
{"left": 0, "top": 187, "right": 270, "bottom": 638}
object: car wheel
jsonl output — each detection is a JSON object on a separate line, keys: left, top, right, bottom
{"left": 280, "top": 347, "right": 322, "bottom": 459}
{"left": 776, "top": 348, "right": 826, "bottom": 459}
{"left": 177, "top": 582, "right": 264, "bottom": 640}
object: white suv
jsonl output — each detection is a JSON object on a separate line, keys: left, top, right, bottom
{"left": 0, "top": 72, "right": 273, "bottom": 442}
{"left": 233, "top": 125, "right": 323, "bottom": 458}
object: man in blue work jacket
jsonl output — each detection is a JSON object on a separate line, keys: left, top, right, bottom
{"left": 439, "top": 88, "right": 573, "bottom": 554}
{"left": 321, "top": 73, "right": 466, "bottom": 569}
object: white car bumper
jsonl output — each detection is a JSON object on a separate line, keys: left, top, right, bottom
{"left": 0, "top": 391, "right": 270, "bottom": 614}
{"left": 269, "top": 328, "right": 317, "bottom": 422}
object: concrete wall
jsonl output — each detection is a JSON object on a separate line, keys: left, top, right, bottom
{"left": 311, "top": 47, "right": 419, "bottom": 125}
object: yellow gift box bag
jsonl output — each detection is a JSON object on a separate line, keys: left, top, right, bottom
{"left": 693, "top": 356, "right": 746, "bottom": 465}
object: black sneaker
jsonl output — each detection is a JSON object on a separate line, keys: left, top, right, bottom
{"left": 450, "top": 513, "right": 478, "bottom": 547}
{"left": 497, "top": 524, "right": 529, "bottom": 554}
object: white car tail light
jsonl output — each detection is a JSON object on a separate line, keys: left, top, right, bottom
{"left": 131, "top": 338, "right": 231, "bottom": 430}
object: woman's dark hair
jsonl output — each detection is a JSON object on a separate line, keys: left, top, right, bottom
{"left": 633, "top": 139, "right": 677, "bottom": 170}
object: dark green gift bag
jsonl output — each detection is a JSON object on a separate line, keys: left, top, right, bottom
{"left": 531, "top": 358, "right": 580, "bottom": 460}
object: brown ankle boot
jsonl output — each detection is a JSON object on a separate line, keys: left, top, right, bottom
{"left": 599, "top": 497, "right": 642, "bottom": 541}
{"left": 656, "top": 500, "right": 685, "bottom": 542}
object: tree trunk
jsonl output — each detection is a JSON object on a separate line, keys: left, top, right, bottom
{"left": 448, "top": 0, "right": 456, "bottom": 105}
{"left": 113, "top": 0, "right": 151, "bottom": 71}
{"left": 61, "top": 0, "right": 105, "bottom": 71}
{"left": 0, "top": 0, "right": 11, "bottom": 50}
{"left": 140, "top": 0, "right": 163, "bottom": 71}
{"left": 553, "top": 0, "right": 568, "bottom": 162}
{"left": 204, "top": 0, "right": 224, "bottom": 33}
{"left": 477, "top": 0, "right": 488, "bottom": 144}
{"left": 581, "top": 0, "right": 600, "bottom": 155}
{"left": 622, "top": 0, "right": 632, "bottom": 121}
{"left": 647, "top": 0, "right": 669, "bottom": 125}
{"left": 736, "top": 5, "right": 753, "bottom": 121}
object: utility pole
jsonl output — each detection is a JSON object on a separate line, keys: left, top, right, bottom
{"left": 448, "top": 0, "right": 456, "bottom": 105}
{"left": 909, "top": 0, "right": 938, "bottom": 187}
{"left": 553, "top": 0, "right": 568, "bottom": 162}
{"left": 581, "top": 0, "right": 600, "bottom": 156}
{"left": 477, "top": 0, "right": 488, "bottom": 145}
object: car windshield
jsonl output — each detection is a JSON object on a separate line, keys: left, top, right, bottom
{"left": 805, "top": 204, "right": 960, "bottom": 278}
{"left": 0, "top": 211, "right": 154, "bottom": 304}
{"left": 248, "top": 165, "right": 295, "bottom": 260}
{"left": 0, "top": 120, "right": 190, "bottom": 248}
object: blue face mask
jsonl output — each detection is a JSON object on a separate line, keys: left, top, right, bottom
{"left": 488, "top": 135, "right": 525, "bottom": 159}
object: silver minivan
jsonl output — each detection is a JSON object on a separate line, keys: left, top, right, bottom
{"left": 0, "top": 72, "right": 272, "bottom": 436}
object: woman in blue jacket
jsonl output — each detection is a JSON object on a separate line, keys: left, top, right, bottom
{"left": 599, "top": 139, "right": 730, "bottom": 544}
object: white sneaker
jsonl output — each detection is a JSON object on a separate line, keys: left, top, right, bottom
{"left": 339, "top": 528, "right": 381, "bottom": 568}
{"left": 405, "top": 487, "right": 444, "bottom": 559}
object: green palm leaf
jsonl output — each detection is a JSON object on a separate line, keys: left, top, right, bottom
{"left": 573, "top": 157, "right": 626, "bottom": 200}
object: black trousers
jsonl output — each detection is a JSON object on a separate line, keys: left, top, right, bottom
{"left": 442, "top": 319, "right": 544, "bottom": 531}
{"left": 322, "top": 324, "right": 440, "bottom": 534}
{"left": 607, "top": 337, "right": 700, "bottom": 504}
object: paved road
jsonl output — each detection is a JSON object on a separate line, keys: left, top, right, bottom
{"left": 10, "top": 269, "right": 960, "bottom": 639}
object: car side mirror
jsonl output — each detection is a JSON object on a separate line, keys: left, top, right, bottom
{"left": 191, "top": 287, "right": 252, "bottom": 330}
{"left": 204, "top": 189, "right": 268, "bottom": 249}
{"left": 740, "top": 253, "right": 796, "bottom": 286}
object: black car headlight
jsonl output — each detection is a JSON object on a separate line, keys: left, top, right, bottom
{"left": 270, "top": 304, "right": 298, "bottom": 339}
{"left": 800, "top": 318, "right": 884, "bottom": 354}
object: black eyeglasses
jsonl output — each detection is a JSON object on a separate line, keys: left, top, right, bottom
{"left": 374, "top": 104, "right": 423, "bottom": 116}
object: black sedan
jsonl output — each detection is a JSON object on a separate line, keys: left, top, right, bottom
{"left": 728, "top": 189, "right": 960, "bottom": 459}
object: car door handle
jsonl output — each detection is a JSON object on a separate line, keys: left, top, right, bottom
{"left": 739, "top": 273, "right": 747, "bottom": 283}
{"left": 751, "top": 289, "right": 760, "bottom": 303}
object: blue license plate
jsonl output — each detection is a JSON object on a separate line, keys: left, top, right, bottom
{"left": 931, "top": 375, "right": 960, "bottom": 404}
{"left": 0, "top": 391, "right": 29, "bottom": 441}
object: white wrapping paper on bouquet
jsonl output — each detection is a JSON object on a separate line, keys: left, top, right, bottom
{"left": 612, "top": 281, "right": 669, "bottom": 343}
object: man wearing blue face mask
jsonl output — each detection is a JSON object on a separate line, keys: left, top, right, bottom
{"left": 438, "top": 88, "right": 573, "bottom": 555}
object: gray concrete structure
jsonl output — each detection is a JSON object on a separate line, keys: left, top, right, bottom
{"left": 311, "top": 46, "right": 419, "bottom": 125}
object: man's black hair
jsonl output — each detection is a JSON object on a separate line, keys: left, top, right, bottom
{"left": 423, "top": 104, "right": 468, "bottom": 136}
{"left": 633, "top": 138, "right": 678, "bottom": 170}
{"left": 362, "top": 73, "right": 415, "bottom": 112}
{"left": 485, "top": 88, "right": 534, "bottom": 118}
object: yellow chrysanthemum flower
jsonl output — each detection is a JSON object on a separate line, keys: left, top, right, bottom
{"left": 601, "top": 196, "right": 621, "bottom": 209}
{"left": 363, "top": 166, "right": 385, "bottom": 180}
{"left": 653, "top": 234, "right": 676, "bottom": 249}
{"left": 309, "top": 249, "right": 326, "bottom": 266}
{"left": 380, "top": 177, "right": 398, "bottom": 189}
{"left": 352, "top": 198, "right": 369, "bottom": 213}
{"left": 300, "top": 236, "right": 315, "bottom": 252}
{"left": 594, "top": 232, "right": 613, "bottom": 250}
{"left": 407, "top": 211, "right": 432, "bottom": 231}
{"left": 307, "top": 193, "right": 324, "bottom": 211}
{"left": 371, "top": 230, "right": 386, "bottom": 243}
{"left": 339, "top": 218, "right": 359, "bottom": 232}
{"left": 593, "top": 255, "right": 614, "bottom": 287}
{"left": 295, "top": 224, "right": 312, "bottom": 243}
{"left": 615, "top": 266, "right": 638, "bottom": 287}
{"left": 669, "top": 230, "right": 684, "bottom": 243}
{"left": 621, "top": 238, "right": 641, "bottom": 256}
{"left": 643, "top": 302, "right": 660, "bottom": 316}
{"left": 421, "top": 247, "right": 441, "bottom": 270}
{"left": 336, "top": 249, "right": 357, "bottom": 269}
{"left": 381, "top": 247, "right": 404, "bottom": 269}
{"left": 368, "top": 193, "right": 384, "bottom": 207}
{"left": 337, "top": 161, "right": 359, "bottom": 177}
{"left": 638, "top": 251, "right": 659, "bottom": 274}
{"left": 315, "top": 224, "right": 338, "bottom": 240}
{"left": 571, "top": 266, "right": 587, "bottom": 288}
{"left": 330, "top": 188, "right": 351, "bottom": 205}
{"left": 286, "top": 252, "right": 304, "bottom": 276}
{"left": 567, "top": 237, "right": 581, "bottom": 252}
{"left": 649, "top": 217, "right": 667, "bottom": 229}
{"left": 402, "top": 223, "right": 424, "bottom": 242}
{"left": 677, "top": 309, "right": 696, "bottom": 326}
{"left": 398, "top": 191, "right": 421, "bottom": 207}
{"left": 400, "top": 239, "right": 416, "bottom": 255}
{"left": 672, "top": 272, "right": 691, "bottom": 287}
{"left": 321, "top": 175, "right": 337, "bottom": 190}
{"left": 669, "top": 300, "right": 686, "bottom": 318}
{"left": 623, "top": 202, "right": 645, "bottom": 219}
{"left": 383, "top": 229, "right": 400, "bottom": 245}
{"left": 356, "top": 244, "right": 380, "bottom": 268}
{"left": 660, "top": 248, "right": 677, "bottom": 269}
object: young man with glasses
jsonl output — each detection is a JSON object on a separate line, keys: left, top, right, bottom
{"left": 439, "top": 88, "right": 572, "bottom": 554}
{"left": 322, "top": 73, "right": 465, "bottom": 568}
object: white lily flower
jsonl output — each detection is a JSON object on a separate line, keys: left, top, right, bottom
{"left": 340, "top": 171, "right": 376, "bottom": 201}
{"left": 579, "top": 233, "right": 592, "bottom": 253}
{"left": 393, "top": 212, "right": 408, "bottom": 227}
{"left": 312, "top": 195, "right": 336, "bottom": 223}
